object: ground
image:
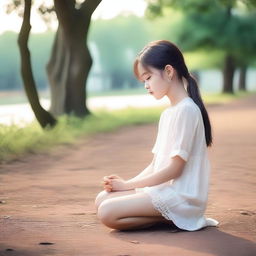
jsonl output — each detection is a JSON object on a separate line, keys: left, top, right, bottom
{"left": 0, "top": 95, "right": 256, "bottom": 256}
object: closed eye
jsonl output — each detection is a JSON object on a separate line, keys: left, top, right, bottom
{"left": 145, "top": 76, "right": 151, "bottom": 81}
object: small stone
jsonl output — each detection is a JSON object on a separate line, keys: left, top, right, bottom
{"left": 130, "top": 240, "right": 140, "bottom": 244}
{"left": 3, "top": 215, "right": 11, "bottom": 219}
{"left": 0, "top": 200, "right": 6, "bottom": 204}
{"left": 239, "top": 210, "right": 254, "bottom": 216}
{"left": 6, "top": 248, "right": 14, "bottom": 251}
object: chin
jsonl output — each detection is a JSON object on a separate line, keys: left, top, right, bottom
{"left": 154, "top": 95, "right": 164, "bottom": 100}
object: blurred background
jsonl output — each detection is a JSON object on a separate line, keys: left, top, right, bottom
{"left": 0, "top": 0, "right": 255, "bottom": 161}
{"left": 1, "top": 0, "right": 256, "bottom": 114}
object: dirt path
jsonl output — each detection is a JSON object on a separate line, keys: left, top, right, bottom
{"left": 0, "top": 95, "right": 256, "bottom": 256}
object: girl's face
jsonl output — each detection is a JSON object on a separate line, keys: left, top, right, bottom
{"left": 137, "top": 62, "right": 171, "bottom": 100}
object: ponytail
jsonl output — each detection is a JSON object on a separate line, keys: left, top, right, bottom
{"left": 133, "top": 40, "right": 213, "bottom": 147}
{"left": 186, "top": 74, "right": 212, "bottom": 147}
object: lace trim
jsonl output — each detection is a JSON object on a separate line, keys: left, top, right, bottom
{"left": 145, "top": 188, "right": 199, "bottom": 231}
{"left": 143, "top": 187, "right": 218, "bottom": 231}
{"left": 145, "top": 188, "right": 184, "bottom": 221}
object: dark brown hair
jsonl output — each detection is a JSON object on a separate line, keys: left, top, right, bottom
{"left": 134, "top": 40, "right": 212, "bottom": 147}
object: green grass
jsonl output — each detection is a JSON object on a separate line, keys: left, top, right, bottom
{"left": 0, "top": 107, "right": 162, "bottom": 163}
{"left": 202, "top": 91, "right": 253, "bottom": 104}
{"left": 0, "top": 91, "right": 254, "bottom": 163}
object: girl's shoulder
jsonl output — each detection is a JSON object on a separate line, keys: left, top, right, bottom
{"left": 164, "top": 97, "right": 200, "bottom": 116}
{"left": 178, "top": 97, "right": 201, "bottom": 115}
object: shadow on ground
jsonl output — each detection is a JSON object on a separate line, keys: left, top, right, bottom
{"left": 110, "top": 224, "right": 256, "bottom": 256}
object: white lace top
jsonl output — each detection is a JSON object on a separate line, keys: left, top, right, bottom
{"left": 136, "top": 97, "right": 218, "bottom": 231}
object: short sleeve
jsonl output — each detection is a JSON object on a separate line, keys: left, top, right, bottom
{"left": 151, "top": 111, "right": 164, "bottom": 154}
{"left": 168, "top": 106, "right": 200, "bottom": 162}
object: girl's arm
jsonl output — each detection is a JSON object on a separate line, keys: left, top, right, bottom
{"left": 126, "top": 155, "right": 156, "bottom": 183}
{"left": 110, "top": 156, "right": 185, "bottom": 191}
{"left": 102, "top": 155, "right": 155, "bottom": 191}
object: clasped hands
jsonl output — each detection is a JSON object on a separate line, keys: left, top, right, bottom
{"left": 102, "top": 174, "right": 131, "bottom": 192}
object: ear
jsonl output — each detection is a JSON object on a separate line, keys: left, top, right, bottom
{"left": 164, "top": 65, "right": 174, "bottom": 79}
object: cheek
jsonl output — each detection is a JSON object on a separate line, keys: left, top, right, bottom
{"left": 158, "top": 80, "right": 169, "bottom": 92}
{"left": 150, "top": 76, "right": 169, "bottom": 93}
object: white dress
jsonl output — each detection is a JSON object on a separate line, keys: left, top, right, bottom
{"left": 136, "top": 97, "right": 218, "bottom": 231}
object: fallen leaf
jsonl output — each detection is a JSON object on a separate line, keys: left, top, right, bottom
{"left": 39, "top": 242, "right": 55, "bottom": 245}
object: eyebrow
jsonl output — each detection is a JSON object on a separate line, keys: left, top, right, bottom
{"left": 140, "top": 71, "right": 150, "bottom": 81}
{"left": 141, "top": 72, "right": 148, "bottom": 76}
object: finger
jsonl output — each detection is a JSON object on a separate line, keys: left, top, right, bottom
{"left": 102, "top": 180, "right": 109, "bottom": 184}
{"left": 103, "top": 176, "right": 111, "bottom": 182}
{"left": 108, "top": 174, "right": 118, "bottom": 179}
{"left": 104, "top": 184, "right": 112, "bottom": 190}
{"left": 104, "top": 187, "right": 112, "bottom": 192}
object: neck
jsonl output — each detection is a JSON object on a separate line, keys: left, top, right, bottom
{"left": 166, "top": 78, "right": 188, "bottom": 106}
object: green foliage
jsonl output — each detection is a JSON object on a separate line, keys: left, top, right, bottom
{"left": 0, "top": 32, "right": 20, "bottom": 90}
{"left": 88, "top": 12, "right": 224, "bottom": 90}
{"left": 0, "top": 31, "right": 54, "bottom": 90}
{"left": 184, "top": 50, "right": 225, "bottom": 69}
{"left": 146, "top": 0, "right": 256, "bottom": 68}
{"left": 0, "top": 92, "right": 253, "bottom": 163}
{"left": 88, "top": 15, "right": 152, "bottom": 90}
{"left": 1, "top": 7, "right": 254, "bottom": 92}
{"left": 0, "top": 106, "right": 163, "bottom": 162}
{"left": 179, "top": 10, "right": 256, "bottom": 55}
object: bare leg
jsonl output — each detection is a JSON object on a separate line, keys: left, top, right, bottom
{"left": 97, "top": 192, "right": 172, "bottom": 230}
{"left": 95, "top": 189, "right": 136, "bottom": 211}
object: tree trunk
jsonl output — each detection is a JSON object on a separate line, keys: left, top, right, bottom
{"left": 46, "top": 27, "right": 92, "bottom": 116}
{"left": 238, "top": 65, "right": 247, "bottom": 91}
{"left": 222, "top": 55, "right": 235, "bottom": 94}
{"left": 18, "top": 0, "right": 56, "bottom": 128}
{"left": 47, "top": 0, "right": 101, "bottom": 117}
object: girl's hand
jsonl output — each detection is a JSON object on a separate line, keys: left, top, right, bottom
{"left": 109, "top": 178, "right": 130, "bottom": 191}
{"left": 105, "top": 174, "right": 123, "bottom": 180}
{"left": 102, "top": 174, "right": 124, "bottom": 192}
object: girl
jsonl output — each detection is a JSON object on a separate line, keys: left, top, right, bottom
{"left": 95, "top": 40, "right": 218, "bottom": 231}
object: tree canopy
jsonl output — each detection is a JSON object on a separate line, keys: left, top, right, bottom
{"left": 146, "top": 0, "right": 256, "bottom": 92}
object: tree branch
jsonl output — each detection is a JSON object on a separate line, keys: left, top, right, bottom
{"left": 80, "top": 0, "right": 102, "bottom": 17}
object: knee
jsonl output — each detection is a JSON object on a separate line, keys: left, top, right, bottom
{"left": 97, "top": 200, "right": 117, "bottom": 229}
{"left": 95, "top": 190, "right": 109, "bottom": 210}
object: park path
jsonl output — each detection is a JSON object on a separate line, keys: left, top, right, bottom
{"left": 0, "top": 94, "right": 256, "bottom": 256}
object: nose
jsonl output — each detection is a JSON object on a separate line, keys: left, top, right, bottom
{"left": 144, "top": 82, "right": 149, "bottom": 90}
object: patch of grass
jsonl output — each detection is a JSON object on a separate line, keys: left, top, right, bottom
{"left": 0, "top": 107, "right": 163, "bottom": 163}
{"left": 202, "top": 91, "right": 252, "bottom": 104}
{"left": 0, "top": 91, "right": 254, "bottom": 163}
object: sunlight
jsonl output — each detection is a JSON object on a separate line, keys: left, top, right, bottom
{"left": 92, "top": 0, "right": 147, "bottom": 19}
{"left": 0, "top": 0, "right": 147, "bottom": 34}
